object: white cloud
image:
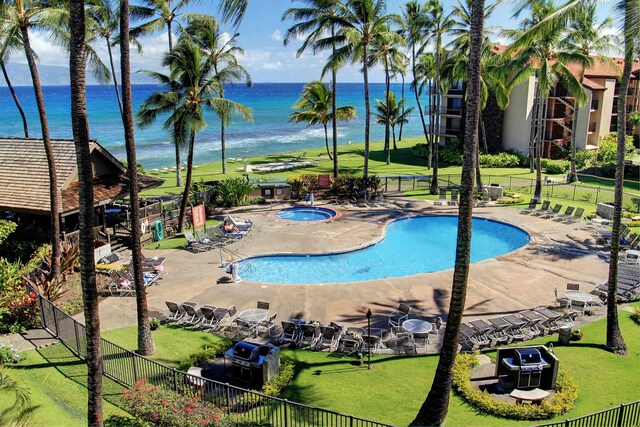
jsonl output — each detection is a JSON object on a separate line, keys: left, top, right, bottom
{"left": 271, "top": 30, "right": 283, "bottom": 42}
{"left": 262, "top": 61, "right": 283, "bottom": 70}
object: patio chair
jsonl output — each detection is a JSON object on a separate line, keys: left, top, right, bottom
{"left": 529, "top": 200, "right": 551, "bottom": 216}
{"left": 557, "top": 311, "right": 578, "bottom": 328}
{"left": 165, "top": 301, "right": 185, "bottom": 323}
{"left": 200, "top": 305, "right": 223, "bottom": 329}
{"left": 563, "top": 207, "right": 585, "bottom": 224}
{"left": 485, "top": 317, "right": 510, "bottom": 344}
{"left": 459, "top": 323, "right": 489, "bottom": 351}
{"left": 361, "top": 334, "right": 381, "bottom": 354}
{"left": 196, "top": 229, "right": 221, "bottom": 249}
{"left": 234, "top": 318, "right": 258, "bottom": 339}
{"left": 183, "top": 231, "right": 208, "bottom": 253}
{"left": 427, "top": 317, "right": 443, "bottom": 344}
{"left": 388, "top": 325, "right": 415, "bottom": 351}
{"left": 433, "top": 187, "right": 447, "bottom": 206}
{"left": 316, "top": 325, "right": 341, "bottom": 351}
{"left": 554, "top": 287, "right": 571, "bottom": 309}
{"left": 299, "top": 324, "right": 321, "bottom": 348}
{"left": 448, "top": 189, "right": 459, "bottom": 206}
{"left": 278, "top": 321, "right": 302, "bottom": 346}
{"left": 256, "top": 312, "right": 278, "bottom": 337}
{"left": 539, "top": 203, "right": 563, "bottom": 219}
{"left": 388, "top": 302, "right": 411, "bottom": 328}
{"left": 552, "top": 206, "right": 575, "bottom": 221}
{"left": 108, "top": 270, "right": 135, "bottom": 297}
{"left": 519, "top": 199, "right": 538, "bottom": 214}
{"left": 566, "top": 283, "right": 580, "bottom": 291}
{"left": 256, "top": 300, "right": 270, "bottom": 311}
{"left": 180, "top": 302, "right": 202, "bottom": 327}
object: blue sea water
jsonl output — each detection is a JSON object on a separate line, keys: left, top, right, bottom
{"left": 0, "top": 83, "right": 427, "bottom": 169}
{"left": 238, "top": 216, "right": 530, "bottom": 284}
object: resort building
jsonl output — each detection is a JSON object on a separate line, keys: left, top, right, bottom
{"left": 0, "top": 138, "right": 163, "bottom": 245}
{"left": 439, "top": 47, "right": 640, "bottom": 158}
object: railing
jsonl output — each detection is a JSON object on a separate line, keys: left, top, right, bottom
{"left": 62, "top": 226, "right": 110, "bottom": 246}
{"left": 380, "top": 174, "right": 639, "bottom": 212}
{"left": 533, "top": 401, "right": 640, "bottom": 427}
{"left": 33, "top": 289, "right": 395, "bottom": 427}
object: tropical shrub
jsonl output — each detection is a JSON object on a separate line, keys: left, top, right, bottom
{"left": 479, "top": 153, "right": 521, "bottom": 168}
{"left": 0, "top": 286, "right": 38, "bottom": 334}
{"left": 574, "top": 150, "right": 597, "bottom": 170}
{"left": 260, "top": 358, "right": 294, "bottom": 396}
{"left": 630, "top": 307, "right": 640, "bottom": 325}
{"left": 0, "top": 344, "right": 20, "bottom": 364}
{"left": 216, "top": 178, "right": 254, "bottom": 207}
{"left": 104, "top": 415, "right": 151, "bottom": 427}
{"left": 452, "top": 353, "right": 577, "bottom": 420}
{"left": 177, "top": 340, "right": 232, "bottom": 371}
{"left": 541, "top": 159, "right": 570, "bottom": 174}
{"left": 149, "top": 317, "right": 161, "bottom": 331}
{"left": 249, "top": 197, "right": 266, "bottom": 205}
{"left": 411, "top": 143, "right": 429, "bottom": 159}
{"left": 439, "top": 146, "right": 464, "bottom": 165}
{"left": 0, "top": 220, "right": 17, "bottom": 245}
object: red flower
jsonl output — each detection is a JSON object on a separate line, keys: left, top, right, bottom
{"left": 186, "top": 407, "right": 193, "bottom": 413}
{"left": 161, "top": 400, "right": 168, "bottom": 406}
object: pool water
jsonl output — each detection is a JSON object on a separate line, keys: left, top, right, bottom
{"left": 276, "top": 207, "right": 337, "bottom": 221}
{"left": 239, "top": 216, "right": 529, "bottom": 284}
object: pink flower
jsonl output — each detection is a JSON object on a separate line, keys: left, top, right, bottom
{"left": 161, "top": 400, "right": 168, "bottom": 406}
{"left": 186, "top": 407, "right": 193, "bottom": 414}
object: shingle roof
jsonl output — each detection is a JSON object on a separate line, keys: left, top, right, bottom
{"left": 0, "top": 138, "right": 163, "bottom": 215}
{"left": 582, "top": 77, "right": 606, "bottom": 91}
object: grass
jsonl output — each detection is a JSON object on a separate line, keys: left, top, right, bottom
{"left": 144, "top": 218, "right": 224, "bottom": 251}
{"left": 4, "top": 308, "right": 638, "bottom": 426}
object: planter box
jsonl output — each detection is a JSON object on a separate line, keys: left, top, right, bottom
{"left": 482, "top": 185, "right": 504, "bottom": 201}
{"left": 596, "top": 203, "right": 614, "bottom": 220}
{"left": 94, "top": 242, "right": 111, "bottom": 263}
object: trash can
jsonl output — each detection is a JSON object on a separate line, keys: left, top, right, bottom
{"left": 558, "top": 327, "right": 571, "bottom": 345}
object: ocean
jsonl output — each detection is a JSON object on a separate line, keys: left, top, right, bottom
{"left": 0, "top": 83, "right": 427, "bottom": 169}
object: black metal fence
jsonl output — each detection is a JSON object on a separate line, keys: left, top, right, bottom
{"left": 34, "top": 291, "right": 394, "bottom": 427}
{"left": 533, "top": 401, "right": 640, "bottom": 427}
{"left": 381, "top": 174, "right": 639, "bottom": 211}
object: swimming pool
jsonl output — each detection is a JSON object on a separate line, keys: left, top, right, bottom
{"left": 238, "top": 216, "right": 529, "bottom": 284}
{"left": 275, "top": 207, "right": 337, "bottom": 222}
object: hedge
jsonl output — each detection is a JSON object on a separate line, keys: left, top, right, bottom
{"left": 452, "top": 353, "right": 578, "bottom": 420}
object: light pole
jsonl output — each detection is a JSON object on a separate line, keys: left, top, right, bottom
{"left": 366, "top": 308, "right": 372, "bottom": 370}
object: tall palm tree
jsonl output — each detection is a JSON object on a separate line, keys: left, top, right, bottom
{"left": 138, "top": 39, "right": 251, "bottom": 231}
{"left": 120, "top": 0, "right": 156, "bottom": 357}
{"left": 392, "top": 55, "right": 409, "bottom": 142}
{"left": 399, "top": 1, "right": 431, "bottom": 166}
{"left": 0, "top": 18, "right": 29, "bottom": 138}
{"left": 503, "top": 0, "right": 588, "bottom": 202}
{"left": 328, "top": 0, "right": 394, "bottom": 198}
{"left": 563, "top": 1, "right": 618, "bottom": 182}
{"left": 411, "top": 0, "right": 486, "bottom": 425}
{"left": 370, "top": 29, "right": 406, "bottom": 164}
{"left": 373, "top": 91, "right": 414, "bottom": 160}
{"left": 3, "top": 0, "right": 68, "bottom": 280}
{"left": 290, "top": 80, "right": 356, "bottom": 159}
{"left": 69, "top": 0, "right": 104, "bottom": 424}
{"left": 181, "top": 15, "right": 252, "bottom": 174}
{"left": 131, "top": 0, "right": 193, "bottom": 187}
{"left": 283, "top": 0, "right": 346, "bottom": 179}
{"left": 424, "top": 0, "right": 454, "bottom": 195}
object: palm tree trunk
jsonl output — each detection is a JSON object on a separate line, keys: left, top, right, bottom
{"left": 430, "top": 48, "right": 441, "bottom": 195}
{"left": 533, "top": 88, "right": 544, "bottom": 202}
{"left": 106, "top": 39, "right": 123, "bottom": 119}
{"left": 606, "top": 20, "right": 632, "bottom": 355}
{"left": 120, "top": 0, "right": 155, "bottom": 357}
{"left": 412, "top": 45, "right": 430, "bottom": 169}
{"left": 324, "top": 123, "right": 331, "bottom": 159}
{"left": 362, "top": 43, "right": 371, "bottom": 200}
{"left": 178, "top": 131, "right": 196, "bottom": 232}
{"left": 69, "top": 1, "right": 104, "bottom": 425}
{"left": 392, "top": 124, "right": 397, "bottom": 151}
{"left": 384, "top": 56, "right": 391, "bottom": 165}
{"left": 568, "top": 69, "right": 585, "bottom": 183}
{"left": 220, "top": 86, "right": 228, "bottom": 174}
{"left": 399, "top": 72, "right": 405, "bottom": 142}
{"left": 475, "top": 140, "right": 483, "bottom": 193}
{"left": 331, "top": 27, "right": 339, "bottom": 179}
{"left": 167, "top": 20, "right": 183, "bottom": 188}
{"left": 411, "top": 2, "right": 485, "bottom": 424}
{"left": 1, "top": 61, "right": 29, "bottom": 138}
{"left": 20, "top": 26, "right": 61, "bottom": 279}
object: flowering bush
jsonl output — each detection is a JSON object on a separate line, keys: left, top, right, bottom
{"left": 0, "top": 285, "right": 39, "bottom": 334}
{"left": 121, "top": 379, "right": 254, "bottom": 427}
{"left": 0, "top": 343, "right": 21, "bottom": 364}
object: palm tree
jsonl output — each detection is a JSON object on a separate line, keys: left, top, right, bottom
{"left": 370, "top": 29, "right": 406, "bottom": 165}
{"left": 399, "top": 1, "right": 431, "bottom": 166}
{"left": 328, "top": 0, "right": 394, "bottom": 198}
{"left": 3, "top": 0, "right": 68, "bottom": 280}
{"left": 0, "top": 18, "right": 29, "bottom": 138}
{"left": 563, "top": 1, "right": 618, "bottom": 182}
{"left": 283, "top": 0, "right": 345, "bottom": 179}
{"left": 424, "top": 0, "right": 454, "bottom": 195}
{"left": 373, "top": 92, "right": 414, "bottom": 162}
{"left": 503, "top": 0, "right": 588, "bottom": 203}
{"left": 392, "top": 55, "right": 409, "bottom": 142}
{"left": 290, "top": 81, "right": 356, "bottom": 159}
{"left": 138, "top": 39, "right": 251, "bottom": 231}
{"left": 181, "top": 15, "right": 252, "bottom": 174}
{"left": 411, "top": 0, "right": 485, "bottom": 425}
{"left": 69, "top": 0, "right": 105, "bottom": 423}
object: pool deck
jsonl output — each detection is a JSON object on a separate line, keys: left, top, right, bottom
{"left": 86, "top": 198, "right": 611, "bottom": 343}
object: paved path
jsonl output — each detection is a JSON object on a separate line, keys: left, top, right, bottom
{"left": 82, "top": 199, "right": 610, "bottom": 333}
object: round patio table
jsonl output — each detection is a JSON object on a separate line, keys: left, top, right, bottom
{"left": 564, "top": 291, "right": 593, "bottom": 303}
{"left": 402, "top": 319, "right": 433, "bottom": 334}
{"left": 237, "top": 308, "right": 268, "bottom": 324}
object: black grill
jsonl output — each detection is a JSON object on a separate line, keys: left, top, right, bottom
{"left": 501, "top": 348, "right": 550, "bottom": 389}
{"left": 225, "top": 342, "right": 280, "bottom": 389}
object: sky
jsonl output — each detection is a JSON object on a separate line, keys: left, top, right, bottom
{"left": 1, "top": 0, "right": 621, "bottom": 86}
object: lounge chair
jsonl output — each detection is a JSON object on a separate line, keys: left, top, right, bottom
{"left": 557, "top": 311, "right": 578, "bottom": 328}
{"left": 520, "top": 199, "right": 538, "bottom": 214}
{"left": 200, "top": 305, "right": 225, "bottom": 330}
{"left": 196, "top": 229, "right": 221, "bottom": 249}
{"left": 534, "top": 307, "right": 561, "bottom": 335}
{"left": 530, "top": 200, "right": 551, "bottom": 216}
{"left": 279, "top": 321, "right": 301, "bottom": 345}
{"left": 205, "top": 226, "right": 228, "bottom": 246}
{"left": 257, "top": 300, "right": 270, "bottom": 311}
{"left": 316, "top": 325, "right": 341, "bottom": 351}
{"left": 361, "top": 334, "right": 381, "bottom": 354}
{"left": 180, "top": 302, "right": 202, "bottom": 327}
{"left": 539, "top": 203, "right": 562, "bottom": 219}
{"left": 459, "top": 323, "right": 489, "bottom": 350}
{"left": 501, "top": 315, "right": 527, "bottom": 341}
{"left": 552, "top": 206, "right": 575, "bottom": 221}
{"left": 388, "top": 302, "right": 411, "bottom": 328}
{"left": 485, "top": 317, "right": 510, "bottom": 344}
{"left": 183, "top": 231, "right": 209, "bottom": 253}
{"left": 563, "top": 207, "right": 584, "bottom": 224}
{"left": 433, "top": 187, "right": 447, "bottom": 206}
{"left": 213, "top": 226, "right": 243, "bottom": 241}
{"left": 448, "top": 189, "right": 459, "bottom": 206}
{"left": 226, "top": 215, "right": 253, "bottom": 232}
{"left": 338, "top": 328, "right": 363, "bottom": 354}
{"left": 165, "top": 301, "right": 185, "bottom": 323}
{"left": 299, "top": 324, "right": 321, "bottom": 348}
{"left": 108, "top": 270, "right": 135, "bottom": 296}
{"left": 469, "top": 319, "right": 493, "bottom": 345}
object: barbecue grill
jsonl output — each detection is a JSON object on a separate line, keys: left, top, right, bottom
{"left": 496, "top": 346, "right": 558, "bottom": 390}
{"left": 224, "top": 342, "right": 280, "bottom": 389}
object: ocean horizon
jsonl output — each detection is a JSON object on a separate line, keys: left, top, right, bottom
{"left": 0, "top": 83, "right": 428, "bottom": 169}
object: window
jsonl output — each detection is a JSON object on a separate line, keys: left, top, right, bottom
{"left": 609, "top": 121, "right": 617, "bottom": 132}
{"left": 588, "top": 122, "right": 596, "bottom": 133}
{"left": 591, "top": 99, "right": 599, "bottom": 110}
